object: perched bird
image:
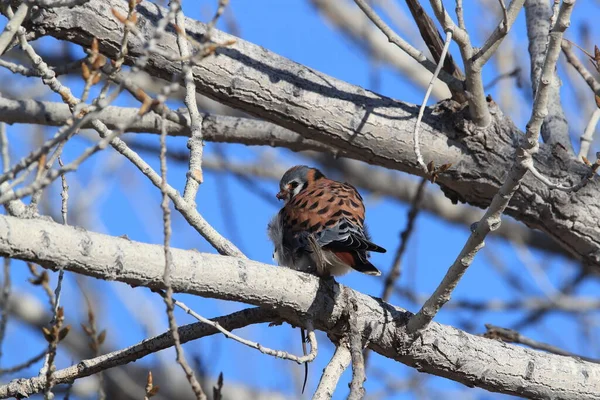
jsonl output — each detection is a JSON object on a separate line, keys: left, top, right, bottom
{"left": 268, "top": 165, "right": 386, "bottom": 277}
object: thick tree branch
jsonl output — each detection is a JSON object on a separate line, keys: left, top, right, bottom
{"left": 313, "top": 343, "right": 351, "bottom": 400}
{"left": 0, "top": 215, "right": 598, "bottom": 399}
{"left": 17, "top": 0, "right": 600, "bottom": 267}
{"left": 0, "top": 97, "right": 336, "bottom": 153}
{"left": 0, "top": 97, "right": 571, "bottom": 258}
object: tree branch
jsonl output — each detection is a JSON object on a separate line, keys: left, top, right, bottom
{"left": 17, "top": 0, "right": 600, "bottom": 267}
{"left": 524, "top": 0, "right": 573, "bottom": 152}
{"left": 0, "top": 215, "right": 598, "bottom": 399}
{"left": 0, "top": 97, "right": 572, "bottom": 258}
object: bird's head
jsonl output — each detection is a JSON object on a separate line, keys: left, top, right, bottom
{"left": 276, "top": 165, "right": 325, "bottom": 203}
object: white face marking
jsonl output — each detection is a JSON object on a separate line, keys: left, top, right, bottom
{"left": 289, "top": 179, "right": 304, "bottom": 199}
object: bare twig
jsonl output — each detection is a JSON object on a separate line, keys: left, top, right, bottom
{"left": 414, "top": 30, "right": 453, "bottom": 173}
{"left": 455, "top": 0, "right": 465, "bottom": 30}
{"left": 381, "top": 178, "right": 427, "bottom": 301}
{"left": 157, "top": 26, "right": 207, "bottom": 396}
{"left": 38, "top": 155, "right": 70, "bottom": 396}
{"left": 404, "top": 0, "right": 466, "bottom": 102}
{"left": 80, "top": 289, "right": 106, "bottom": 399}
{"left": 526, "top": 160, "right": 597, "bottom": 192}
{"left": 427, "top": 0, "right": 490, "bottom": 126}
{"left": 167, "top": 293, "right": 318, "bottom": 364}
{"left": 0, "top": 350, "right": 45, "bottom": 377}
{"left": 0, "top": 3, "right": 29, "bottom": 56}
{"left": 472, "top": 0, "right": 525, "bottom": 67}
{"left": 407, "top": 0, "right": 577, "bottom": 336}
{"left": 176, "top": 7, "right": 205, "bottom": 204}
{"left": 579, "top": 109, "right": 600, "bottom": 159}
{"left": 0, "top": 124, "right": 8, "bottom": 173}
{"left": 525, "top": 0, "right": 573, "bottom": 152}
{"left": 0, "top": 259, "right": 10, "bottom": 363}
{"left": 352, "top": 0, "right": 464, "bottom": 93}
{"left": 0, "top": 308, "right": 274, "bottom": 398}
{"left": 41, "top": 307, "right": 69, "bottom": 399}
{"left": 212, "top": 372, "right": 223, "bottom": 400}
{"left": 484, "top": 67, "right": 522, "bottom": 90}
{"left": 312, "top": 0, "right": 451, "bottom": 99}
{"left": 562, "top": 40, "right": 600, "bottom": 98}
{"left": 484, "top": 324, "right": 600, "bottom": 363}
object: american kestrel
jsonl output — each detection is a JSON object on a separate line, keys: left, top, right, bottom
{"left": 268, "top": 165, "right": 386, "bottom": 277}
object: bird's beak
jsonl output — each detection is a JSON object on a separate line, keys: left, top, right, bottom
{"left": 276, "top": 190, "right": 286, "bottom": 200}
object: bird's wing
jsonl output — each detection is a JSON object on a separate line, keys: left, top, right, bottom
{"left": 281, "top": 179, "right": 385, "bottom": 255}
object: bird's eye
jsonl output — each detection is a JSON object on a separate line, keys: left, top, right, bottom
{"left": 289, "top": 181, "right": 299, "bottom": 189}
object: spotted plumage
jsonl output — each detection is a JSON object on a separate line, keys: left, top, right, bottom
{"left": 268, "top": 165, "right": 386, "bottom": 277}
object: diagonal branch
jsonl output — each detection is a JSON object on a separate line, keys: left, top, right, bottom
{"left": 0, "top": 307, "right": 274, "bottom": 399}
{"left": 403, "top": 0, "right": 467, "bottom": 102}
{"left": 407, "top": 0, "right": 578, "bottom": 336}
{"left": 561, "top": 40, "right": 600, "bottom": 98}
{"left": 472, "top": 0, "right": 526, "bottom": 68}
{"left": 352, "top": 0, "right": 464, "bottom": 94}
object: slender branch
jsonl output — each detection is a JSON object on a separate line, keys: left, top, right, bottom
{"left": 526, "top": 161, "right": 597, "bottom": 192}
{"left": 561, "top": 40, "right": 600, "bottom": 97}
{"left": 403, "top": 0, "right": 467, "bottom": 102}
{"left": 414, "top": 30, "right": 453, "bottom": 173}
{"left": 427, "top": 0, "right": 469, "bottom": 47}
{"left": 0, "top": 3, "right": 29, "bottom": 56}
{"left": 579, "top": 109, "right": 600, "bottom": 159}
{"left": 484, "top": 324, "right": 600, "bottom": 363}
{"left": 159, "top": 3, "right": 205, "bottom": 396}
{"left": 0, "top": 123, "right": 7, "bottom": 173}
{"left": 176, "top": 6, "right": 205, "bottom": 204}
{"left": 0, "top": 308, "right": 274, "bottom": 399}
{"left": 407, "top": 0, "right": 577, "bottom": 336}
{"left": 313, "top": 344, "right": 352, "bottom": 400}
{"left": 165, "top": 293, "right": 318, "bottom": 365}
{"left": 311, "top": 0, "right": 453, "bottom": 99}
{"left": 428, "top": 0, "right": 490, "bottom": 126}
{"left": 0, "top": 350, "right": 45, "bottom": 377}
{"left": 381, "top": 178, "right": 427, "bottom": 302}
{"left": 455, "top": 0, "right": 465, "bottom": 30}
{"left": 0, "top": 259, "right": 10, "bottom": 363}
{"left": 352, "top": 0, "right": 464, "bottom": 93}
{"left": 472, "top": 0, "right": 526, "bottom": 68}
{"left": 525, "top": 0, "right": 573, "bottom": 152}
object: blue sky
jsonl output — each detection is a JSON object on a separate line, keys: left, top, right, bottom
{"left": 1, "top": 0, "right": 600, "bottom": 399}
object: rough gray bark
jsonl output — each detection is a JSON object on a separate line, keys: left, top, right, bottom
{"left": 0, "top": 214, "right": 598, "bottom": 400}
{"left": 525, "top": 0, "right": 573, "bottom": 152}
{"left": 19, "top": 0, "right": 600, "bottom": 268}
{"left": 0, "top": 97, "right": 569, "bottom": 257}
